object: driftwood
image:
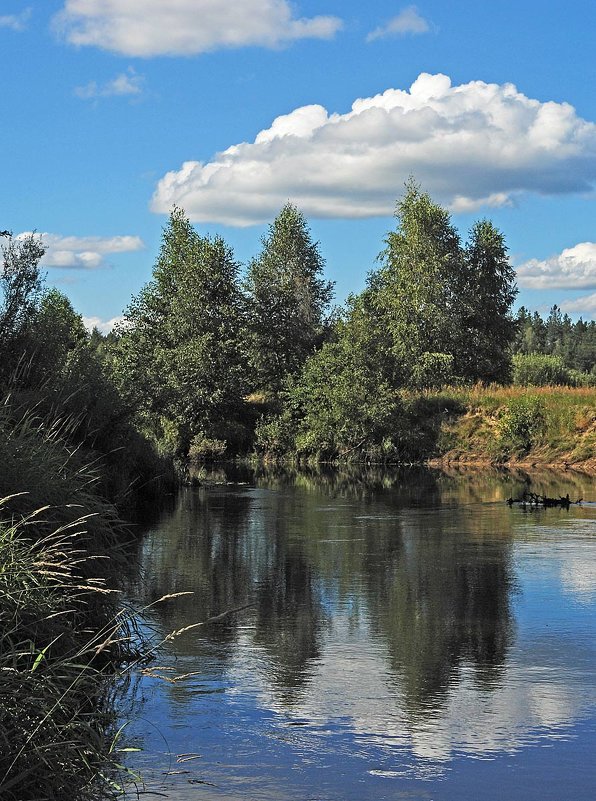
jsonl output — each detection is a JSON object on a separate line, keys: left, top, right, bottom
{"left": 506, "top": 491, "right": 582, "bottom": 509}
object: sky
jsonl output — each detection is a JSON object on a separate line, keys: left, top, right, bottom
{"left": 1, "top": 0, "right": 595, "bottom": 332}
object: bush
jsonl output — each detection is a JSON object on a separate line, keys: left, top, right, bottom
{"left": 254, "top": 412, "right": 298, "bottom": 457}
{"left": 512, "top": 353, "right": 570, "bottom": 386}
{"left": 188, "top": 432, "right": 227, "bottom": 463}
{"left": 566, "top": 368, "right": 596, "bottom": 388}
{"left": 496, "top": 395, "right": 546, "bottom": 457}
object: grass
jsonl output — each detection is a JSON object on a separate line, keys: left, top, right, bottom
{"left": 0, "top": 396, "right": 144, "bottom": 580}
{"left": 0, "top": 502, "right": 139, "bottom": 801}
{"left": 418, "top": 384, "right": 596, "bottom": 467}
{"left": 0, "top": 395, "right": 148, "bottom": 800}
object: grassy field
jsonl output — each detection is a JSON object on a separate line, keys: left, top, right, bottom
{"left": 418, "top": 385, "right": 596, "bottom": 469}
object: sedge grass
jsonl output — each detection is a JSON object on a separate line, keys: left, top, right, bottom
{"left": 0, "top": 393, "right": 147, "bottom": 800}
{"left": 0, "top": 503, "right": 141, "bottom": 801}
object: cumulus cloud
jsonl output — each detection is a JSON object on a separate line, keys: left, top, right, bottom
{"left": 560, "top": 292, "right": 596, "bottom": 315}
{"left": 82, "top": 315, "right": 125, "bottom": 334}
{"left": 516, "top": 242, "right": 596, "bottom": 289}
{"left": 17, "top": 233, "right": 145, "bottom": 269}
{"left": 75, "top": 67, "right": 144, "bottom": 100}
{"left": 367, "top": 6, "right": 430, "bottom": 42}
{"left": 54, "top": 0, "right": 342, "bottom": 57}
{"left": 151, "top": 73, "right": 596, "bottom": 226}
{"left": 0, "top": 8, "right": 31, "bottom": 31}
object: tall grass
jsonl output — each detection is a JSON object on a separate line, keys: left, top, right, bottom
{"left": 0, "top": 396, "right": 128, "bottom": 558}
{"left": 0, "top": 502, "right": 138, "bottom": 801}
{"left": 0, "top": 393, "right": 151, "bottom": 799}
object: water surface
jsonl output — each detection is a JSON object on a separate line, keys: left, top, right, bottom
{"left": 124, "top": 466, "right": 596, "bottom": 800}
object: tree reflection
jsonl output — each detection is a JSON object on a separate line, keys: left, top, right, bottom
{"left": 133, "top": 486, "right": 256, "bottom": 652}
{"left": 131, "top": 464, "right": 594, "bottom": 723}
{"left": 254, "top": 552, "right": 324, "bottom": 703}
{"left": 361, "top": 510, "right": 515, "bottom": 716}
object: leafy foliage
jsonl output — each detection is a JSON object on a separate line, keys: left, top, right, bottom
{"left": 373, "top": 181, "right": 517, "bottom": 385}
{"left": 495, "top": 396, "right": 546, "bottom": 457}
{"left": 513, "top": 353, "right": 571, "bottom": 386}
{"left": 245, "top": 203, "right": 334, "bottom": 394}
{"left": 514, "top": 305, "right": 595, "bottom": 376}
{"left": 410, "top": 352, "right": 455, "bottom": 390}
{"left": 457, "top": 220, "right": 517, "bottom": 382}
{"left": 259, "top": 183, "right": 519, "bottom": 460}
{"left": 114, "top": 207, "right": 248, "bottom": 454}
{"left": 0, "top": 233, "right": 45, "bottom": 382}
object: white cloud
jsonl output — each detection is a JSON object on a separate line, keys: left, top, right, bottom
{"left": 151, "top": 73, "right": 596, "bottom": 227}
{"left": 17, "top": 233, "right": 145, "bottom": 269}
{"left": 75, "top": 67, "right": 144, "bottom": 100}
{"left": 0, "top": 7, "right": 31, "bottom": 31}
{"left": 82, "top": 315, "right": 125, "bottom": 334}
{"left": 560, "top": 292, "right": 596, "bottom": 315}
{"left": 367, "top": 6, "right": 430, "bottom": 42}
{"left": 516, "top": 242, "right": 596, "bottom": 289}
{"left": 54, "top": 0, "right": 342, "bottom": 57}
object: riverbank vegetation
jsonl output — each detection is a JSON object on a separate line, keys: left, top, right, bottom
{"left": 0, "top": 502, "right": 137, "bottom": 801}
{"left": 1, "top": 179, "right": 594, "bottom": 795}
{"left": 425, "top": 384, "right": 596, "bottom": 468}
{"left": 0, "top": 232, "right": 167, "bottom": 799}
{"left": 107, "top": 180, "right": 594, "bottom": 468}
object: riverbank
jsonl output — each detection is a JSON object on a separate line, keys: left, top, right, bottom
{"left": 246, "top": 385, "right": 595, "bottom": 472}
{"left": 0, "top": 507, "right": 138, "bottom": 801}
{"left": 0, "top": 397, "right": 163, "bottom": 800}
{"left": 418, "top": 385, "right": 595, "bottom": 472}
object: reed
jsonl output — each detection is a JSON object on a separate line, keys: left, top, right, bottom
{"left": 0, "top": 393, "right": 148, "bottom": 799}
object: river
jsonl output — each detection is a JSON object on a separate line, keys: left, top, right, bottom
{"left": 121, "top": 466, "right": 596, "bottom": 800}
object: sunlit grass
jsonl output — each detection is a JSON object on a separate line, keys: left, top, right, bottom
{"left": 417, "top": 384, "right": 596, "bottom": 466}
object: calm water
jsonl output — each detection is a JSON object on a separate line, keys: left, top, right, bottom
{"left": 123, "top": 466, "right": 596, "bottom": 800}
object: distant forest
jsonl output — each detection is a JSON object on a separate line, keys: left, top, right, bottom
{"left": 513, "top": 305, "right": 595, "bottom": 374}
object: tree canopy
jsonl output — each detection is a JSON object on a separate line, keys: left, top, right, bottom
{"left": 244, "top": 203, "right": 334, "bottom": 394}
{"left": 369, "top": 180, "right": 517, "bottom": 386}
{"left": 114, "top": 207, "right": 248, "bottom": 453}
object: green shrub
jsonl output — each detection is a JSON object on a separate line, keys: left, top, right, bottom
{"left": 411, "top": 352, "right": 455, "bottom": 390}
{"left": 512, "top": 353, "right": 569, "bottom": 386}
{"left": 566, "top": 368, "right": 596, "bottom": 388}
{"left": 254, "top": 412, "right": 298, "bottom": 457}
{"left": 188, "top": 432, "right": 227, "bottom": 463}
{"left": 496, "top": 395, "right": 546, "bottom": 457}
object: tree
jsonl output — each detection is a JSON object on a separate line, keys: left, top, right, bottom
{"left": 372, "top": 180, "right": 464, "bottom": 385}
{"left": 24, "top": 288, "right": 88, "bottom": 385}
{"left": 245, "top": 203, "right": 334, "bottom": 394}
{"left": 114, "top": 208, "right": 247, "bottom": 453}
{"left": 457, "top": 219, "right": 518, "bottom": 382}
{"left": 370, "top": 181, "right": 517, "bottom": 385}
{"left": 0, "top": 232, "right": 45, "bottom": 381}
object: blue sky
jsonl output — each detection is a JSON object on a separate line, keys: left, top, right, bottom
{"left": 1, "top": 1, "right": 595, "bottom": 330}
